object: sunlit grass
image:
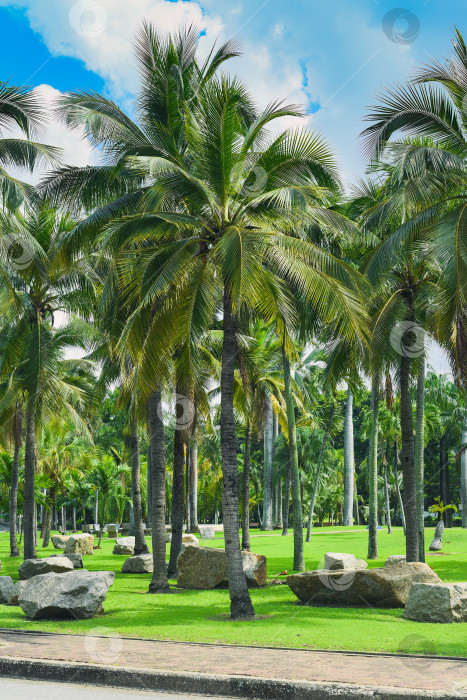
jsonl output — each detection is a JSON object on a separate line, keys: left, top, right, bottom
{"left": 0, "top": 526, "right": 466, "bottom": 656}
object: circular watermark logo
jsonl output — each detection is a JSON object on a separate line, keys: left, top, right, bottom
{"left": 69, "top": 1, "right": 107, "bottom": 38}
{"left": 397, "top": 634, "right": 437, "bottom": 671}
{"left": 84, "top": 626, "right": 123, "bottom": 664}
{"left": 0, "top": 233, "right": 34, "bottom": 270}
{"left": 382, "top": 8, "right": 420, "bottom": 45}
{"left": 390, "top": 321, "right": 425, "bottom": 358}
{"left": 231, "top": 161, "right": 267, "bottom": 198}
{"left": 317, "top": 558, "right": 357, "bottom": 592}
{"left": 159, "top": 393, "right": 195, "bottom": 432}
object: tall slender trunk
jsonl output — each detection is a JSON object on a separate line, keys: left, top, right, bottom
{"left": 221, "top": 288, "right": 255, "bottom": 618}
{"left": 167, "top": 427, "right": 185, "bottom": 577}
{"left": 131, "top": 412, "right": 148, "bottom": 555}
{"left": 185, "top": 445, "right": 191, "bottom": 533}
{"left": 400, "top": 353, "right": 419, "bottom": 561}
{"left": 343, "top": 387, "right": 354, "bottom": 526}
{"left": 241, "top": 422, "right": 251, "bottom": 551}
{"left": 42, "top": 487, "right": 53, "bottom": 547}
{"left": 189, "top": 431, "right": 198, "bottom": 531}
{"left": 354, "top": 479, "right": 360, "bottom": 525}
{"left": 94, "top": 492, "right": 98, "bottom": 525}
{"left": 282, "top": 453, "right": 291, "bottom": 535}
{"left": 306, "top": 405, "right": 334, "bottom": 542}
{"left": 147, "top": 444, "right": 152, "bottom": 524}
{"left": 461, "top": 396, "right": 467, "bottom": 528}
{"left": 23, "top": 402, "right": 36, "bottom": 560}
{"left": 368, "top": 375, "right": 379, "bottom": 560}
{"left": 393, "top": 437, "right": 406, "bottom": 533}
{"left": 414, "top": 356, "right": 425, "bottom": 561}
{"left": 72, "top": 507, "right": 76, "bottom": 532}
{"left": 9, "top": 406, "right": 22, "bottom": 557}
{"left": 282, "top": 344, "right": 305, "bottom": 571}
{"left": 383, "top": 441, "right": 392, "bottom": 534}
{"left": 261, "top": 393, "right": 274, "bottom": 530}
{"left": 148, "top": 389, "right": 170, "bottom": 593}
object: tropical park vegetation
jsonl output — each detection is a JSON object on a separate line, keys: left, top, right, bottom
{"left": 0, "top": 23, "right": 466, "bottom": 649}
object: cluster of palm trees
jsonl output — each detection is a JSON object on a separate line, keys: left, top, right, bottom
{"left": 0, "top": 23, "right": 466, "bottom": 620}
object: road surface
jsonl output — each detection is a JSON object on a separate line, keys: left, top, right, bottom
{"left": 0, "top": 678, "right": 230, "bottom": 699}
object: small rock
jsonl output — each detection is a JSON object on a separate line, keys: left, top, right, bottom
{"left": 165, "top": 533, "right": 172, "bottom": 544}
{"left": 9, "top": 580, "right": 27, "bottom": 606}
{"left": 50, "top": 553, "right": 84, "bottom": 569}
{"left": 66, "top": 533, "right": 94, "bottom": 556}
{"left": 182, "top": 534, "right": 199, "bottom": 545}
{"left": 113, "top": 537, "right": 135, "bottom": 556}
{"left": 19, "top": 557, "right": 74, "bottom": 581}
{"left": 385, "top": 555, "right": 406, "bottom": 567}
{"left": 324, "top": 552, "right": 367, "bottom": 571}
{"left": 0, "top": 577, "right": 14, "bottom": 604}
{"left": 51, "top": 535, "right": 70, "bottom": 550}
{"left": 122, "top": 553, "right": 153, "bottom": 574}
{"left": 107, "top": 524, "right": 118, "bottom": 539}
{"left": 198, "top": 525, "right": 215, "bottom": 540}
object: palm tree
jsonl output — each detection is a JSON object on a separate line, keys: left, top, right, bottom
{"left": 88, "top": 454, "right": 130, "bottom": 547}
{"left": 0, "top": 202, "right": 96, "bottom": 559}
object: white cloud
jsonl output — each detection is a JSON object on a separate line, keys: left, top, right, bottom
{"left": 5, "top": 83, "right": 95, "bottom": 184}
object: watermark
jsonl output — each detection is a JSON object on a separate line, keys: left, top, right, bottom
{"left": 69, "top": 1, "right": 107, "bottom": 38}
{"left": 84, "top": 626, "right": 123, "bottom": 664}
{"left": 317, "top": 557, "right": 357, "bottom": 592}
{"left": 397, "top": 634, "right": 437, "bottom": 671}
{"left": 231, "top": 160, "right": 268, "bottom": 198}
{"left": 159, "top": 393, "right": 195, "bottom": 431}
{"left": 390, "top": 321, "right": 425, "bottom": 358}
{"left": 0, "top": 232, "right": 34, "bottom": 270}
{"left": 382, "top": 8, "right": 420, "bottom": 45}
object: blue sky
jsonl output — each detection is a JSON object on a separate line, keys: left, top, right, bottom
{"left": 0, "top": 0, "right": 463, "bottom": 372}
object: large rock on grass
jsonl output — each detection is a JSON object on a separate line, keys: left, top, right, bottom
{"left": 66, "top": 533, "right": 93, "bottom": 556}
{"left": 18, "top": 570, "right": 115, "bottom": 619}
{"left": 182, "top": 533, "right": 199, "bottom": 545}
{"left": 121, "top": 553, "right": 153, "bottom": 574}
{"left": 403, "top": 582, "right": 467, "bottom": 623}
{"left": 113, "top": 537, "right": 135, "bottom": 556}
{"left": 287, "top": 562, "right": 441, "bottom": 608}
{"left": 0, "top": 576, "right": 13, "bottom": 604}
{"left": 18, "top": 556, "right": 74, "bottom": 580}
{"left": 51, "top": 535, "right": 70, "bottom": 550}
{"left": 177, "top": 546, "right": 267, "bottom": 589}
{"left": 324, "top": 552, "right": 367, "bottom": 571}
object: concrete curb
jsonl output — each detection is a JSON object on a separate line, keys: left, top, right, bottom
{"left": 0, "top": 655, "right": 465, "bottom": 699}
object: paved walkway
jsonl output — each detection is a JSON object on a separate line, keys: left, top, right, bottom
{"left": 0, "top": 629, "right": 466, "bottom": 695}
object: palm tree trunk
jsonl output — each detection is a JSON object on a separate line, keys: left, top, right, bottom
{"left": 167, "top": 427, "right": 185, "bottom": 577}
{"left": 72, "top": 506, "right": 76, "bottom": 532}
{"left": 98, "top": 495, "right": 106, "bottom": 548}
{"left": 147, "top": 444, "right": 152, "bottom": 524}
{"left": 306, "top": 405, "right": 334, "bottom": 542}
{"left": 42, "top": 488, "right": 53, "bottom": 547}
{"left": 131, "top": 412, "right": 148, "bottom": 555}
{"left": 414, "top": 356, "right": 425, "bottom": 561}
{"left": 189, "top": 432, "right": 198, "bottom": 531}
{"left": 221, "top": 288, "right": 255, "bottom": 619}
{"left": 9, "top": 411, "right": 22, "bottom": 557}
{"left": 343, "top": 387, "right": 354, "bottom": 526}
{"left": 282, "top": 453, "right": 291, "bottom": 535}
{"left": 241, "top": 422, "right": 251, "bottom": 551}
{"left": 23, "top": 402, "right": 36, "bottom": 560}
{"left": 185, "top": 445, "right": 191, "bottom": 533}
{"left": 354, "top": 479, "right": 360, "bottom": 525}
{"left": 368, "top": 375, "right": 379, "bottom": 560}
{"left": 400, "top": 353, "right": 419, "bottom": 561}
{"left": 383, "top": 441, "right": 392, "bottom": 535}
{"left": 281, "top": 343, "right": 305, "bottom": 571}
{"left": 393, "top": 437, "right": 406, "bottom": 533}
{"left": 261, "top": 393, "right": 274, "bottom": 530}
{"left": 461, "top": 397, "right": 467, "bottom": 528}
{"left": 148, "top": 389, "right": 171, "bottom": 593}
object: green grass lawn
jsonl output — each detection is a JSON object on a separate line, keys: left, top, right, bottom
{"left": 0, "top": 526, "right": 466, "bottom": 657}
